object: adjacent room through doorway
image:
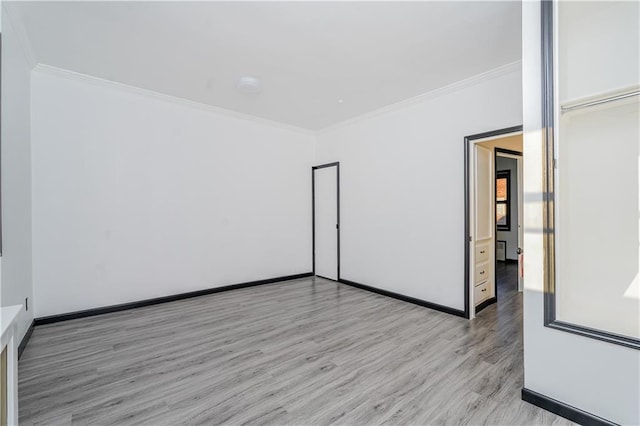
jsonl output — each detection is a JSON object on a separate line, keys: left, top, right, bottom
{"left": 465, "top": 128, "right": 523, "bottom": 318}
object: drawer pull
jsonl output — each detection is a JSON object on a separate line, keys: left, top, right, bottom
{"left": 480, "top": 271, "right": 485, "bottom": 275}
{"left": 480, "top": 250, "right": 485, "bottom": 254}
{"left": 481, "top": 288, "right": 487, "bottom": 292}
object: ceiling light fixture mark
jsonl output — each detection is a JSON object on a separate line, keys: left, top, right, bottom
{"left": 236, "top": 76, "right": 261, "bottom": 94}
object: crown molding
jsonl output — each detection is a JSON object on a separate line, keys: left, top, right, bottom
{"left": 31, "top": 64, "right": 316, "bottom": 137}
{"left": 318, "top": 60, "right": 522, "bottom": 134}
{"left": 4, "top": 0, "right": 520, "bottom": 138}
{"left": 2, "top": 2, "right": 38, "bottom": 69}
{"left": 32, "top": 60, "right": 522, "bottom": 137}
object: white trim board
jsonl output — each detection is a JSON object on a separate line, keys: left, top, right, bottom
{"left": 319, "top": 61, "right": 523, "bottom": 134}
{"left": 32, "top": 60, "right": 522, "bottom": 137}
{"left": 31, "top": 64, "right": 316, "bottom": 137}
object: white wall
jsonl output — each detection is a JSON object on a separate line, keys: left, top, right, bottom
{"left": 0, "top": 6, "right": 34, "bottom": 342}
{"left": 0, "top": 0, "right": 2, "bottom": 319}
{"left": 557, "top": 101, "right": 639, "bottom": 338}
{"left": 558, "top": 1, "right": 639, "bottom": 104}
{"left": 31, "top": 67, "right": 315, "bottom": 318}
{"left": 1, "top": 0, "right": 2, "bottom": 317}
{"left": 315, "top": 64, "right": 522, "bottom": 310}
{"left": 522, "top": 2, "right": 640, "bottom": 424}
{"left": 555, "top": 0, "right": 639, "bottom": 340}
{"left": 496, "top": 156, "right": 518, "bottom": 260}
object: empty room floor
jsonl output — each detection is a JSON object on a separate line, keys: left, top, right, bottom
{"left": 18, "top": 276, "right": 572, "bottom": 425}
{"left": 494, "top": 261, "right": 519, "bottom": 304}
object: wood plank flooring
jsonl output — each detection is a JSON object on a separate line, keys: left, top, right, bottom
{"left": 19, "top": 271, "right": 573, "bottom": 425}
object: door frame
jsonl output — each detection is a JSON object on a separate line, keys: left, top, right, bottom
{"left": 495, "top": 148, "right": 524, "bottom": 294}
{"left": 464, "top": 125, "right": 522, "bottom": 319}
{"left": 312, "top": 162, "right": 340, "bottom": 280}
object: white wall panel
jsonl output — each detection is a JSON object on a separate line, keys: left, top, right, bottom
{"left": 31, "top": 69, "right": 315, "bottom": 317}
{"left": 522, "top": 2, "right": 640, "bottom": 424}
{"left": 316, "top": 65, "right": 522, "bottom": 310}
{"left": 0, "top": 8, "right": 34, "bottom": 342}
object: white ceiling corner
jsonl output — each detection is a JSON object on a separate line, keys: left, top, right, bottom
{"left": 11, "top": 1, "right": 522, "bottom": 131}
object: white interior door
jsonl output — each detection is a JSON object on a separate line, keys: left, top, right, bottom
{"left": 516, "top": 155, "right": 524, "bottom": 292}
{"left": 314, "top": 165, "right": 338, "bottom": 280}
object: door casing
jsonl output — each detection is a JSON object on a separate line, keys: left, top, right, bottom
{"left": 312, "top": 162, "right": 340, "bottom": 281}
{"left": 464, "top": 126, "right": 523, "bottom": 319}
{"left": 495, "top": 148, "right": 524, "bottom": 293}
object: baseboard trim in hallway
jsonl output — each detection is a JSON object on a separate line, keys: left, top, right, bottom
{"left": 339, "top": 278, "right": 466, "bottom": 318}
{"left": 18, "top": 320, "right": 36, "bottom": 359}
{"left": 33, "top": 272, "right": 313, "bottom": 326}
{"left": 521, "top": 388, "right": 617, "bottom": 426}
{"left": 475, "top": 296, "right": 497, "bottom": 314}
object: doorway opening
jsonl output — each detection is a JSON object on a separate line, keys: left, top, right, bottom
{"left": 312, "top": 162, "right": 340, "bottom": 281}
{"left": 464, "top": 126, "right": 523, "bottom": 319}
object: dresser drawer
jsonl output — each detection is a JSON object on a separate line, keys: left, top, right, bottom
{"left": 475, "top": 261, "right": 490, "bottom": 283}
{"left": 474, "top": 280, "right": 491, "bottom": 305}
{"left": 475, "top": 242, "right": 490, "bottom": 263}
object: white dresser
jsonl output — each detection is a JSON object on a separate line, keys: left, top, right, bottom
{"left": 474, "top": 241, "right": 493, "bottom": 305}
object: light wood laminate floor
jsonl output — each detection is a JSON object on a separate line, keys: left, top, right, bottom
{"left": 19, "top": 273, "right": 572, "bottom": 425}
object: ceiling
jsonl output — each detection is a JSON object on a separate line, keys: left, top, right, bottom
{"left": 478, "top": 133, "right": 523, "bottom": 152}
{"left": 9, "top": 1, "right": 522, "bottom": 131}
